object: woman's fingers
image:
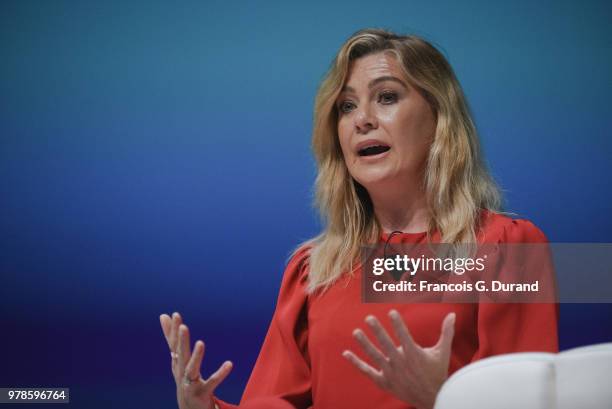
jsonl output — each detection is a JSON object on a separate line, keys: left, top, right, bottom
{"left": 365, "top": 315, "right": 403, "bottom": 363}
{"left": 177, "top": 324, "right": 193, "bottom": 379}
{"left": 342, "top": 350, "right": 387, "bottom": 389}
{"left": 184, "top": 340, "right": 205, "bottom": 384}
{"left": 160, "top": 314, "right": 173, "bottom": 348}
{"left": 388, "top": 310, "right": 418, "bottom": 359}
{"left": 160, "top": 312, "right": 233, "bottom": 403}
{"left": 204, "top": 361, "right": 233, "bottom": 392}
{"left": 170, "top": 312, "right": 183, "bottom": 352}
{"left": 352, "top": 329, "right": 391, "bottom": 371}
{"left": 434, "top": 313, "right": 456, "bottom": 356}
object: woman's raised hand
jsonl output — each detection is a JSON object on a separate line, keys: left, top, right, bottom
{"left": 342, "top": 310, "right": 455, "bottom": 409}
{"left": 160, "top": 312, "right": 233, "bottom": 409}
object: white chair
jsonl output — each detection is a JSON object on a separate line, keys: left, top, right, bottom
{"left": 434, "top": 343, "right": 612, "bottom": 409}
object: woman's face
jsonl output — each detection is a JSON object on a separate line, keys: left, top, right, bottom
{"left": 336, "top": 51, "right": 436, "bottom": 192}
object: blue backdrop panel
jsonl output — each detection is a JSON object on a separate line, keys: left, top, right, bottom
{"left": 1, "top": 1, "right": 611, "bottom": 408}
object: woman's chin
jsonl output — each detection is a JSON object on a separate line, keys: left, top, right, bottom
{"left": 354, "top": 172, "right": 396, "bottom": 189}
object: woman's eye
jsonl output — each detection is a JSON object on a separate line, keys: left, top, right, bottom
{"left": 338, "top": 101, "right": 356, "bottom": 114}
{"left": 379, "top": 91, "right": 398, "bottom": 104}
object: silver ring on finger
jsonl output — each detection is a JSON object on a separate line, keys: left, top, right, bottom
{"left": 171, "top": 351, "right": 179, "bottom": 360}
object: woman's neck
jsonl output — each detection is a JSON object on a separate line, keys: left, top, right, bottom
{"left": 369, "top": 183, "right": 429, "bottom": 234}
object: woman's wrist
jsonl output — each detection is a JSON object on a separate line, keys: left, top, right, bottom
{"left": 418, "top": 382, "right": 442, "bottom": 409}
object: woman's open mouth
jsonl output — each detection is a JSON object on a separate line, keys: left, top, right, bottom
{"left": 357, "top": 144, "right": 391, "bottom": 160}
{"left": 358, "top": 145, "right": 390, "bottom": 156}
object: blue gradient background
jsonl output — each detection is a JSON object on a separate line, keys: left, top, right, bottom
{"left": 1, "top": 1, "right": 611, "bottom": 408}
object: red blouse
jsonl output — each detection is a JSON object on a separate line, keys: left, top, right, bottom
{"left": 214, "top": 210, "right": 559, "bottom": 409}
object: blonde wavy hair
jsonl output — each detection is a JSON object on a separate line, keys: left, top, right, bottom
{"left": 293, "top": 28, "right": 502, "bottom": 294}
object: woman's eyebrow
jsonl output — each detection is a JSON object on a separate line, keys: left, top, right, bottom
{"left": 368, "top": 75, "right": 408, "bottom": 89}
{"left": 341, "top": 75, "right": 408, "bottom": 93}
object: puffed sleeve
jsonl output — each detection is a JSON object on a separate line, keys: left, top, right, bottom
{"left": 213, "top": 245, "right": 313, "bottom": 409}
{"left": 470, "top": 218, "right": 559, "bottom": 362}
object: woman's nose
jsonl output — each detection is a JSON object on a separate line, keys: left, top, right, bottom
{"left": 354, "top": 106, "right": 378, "bottom": 134}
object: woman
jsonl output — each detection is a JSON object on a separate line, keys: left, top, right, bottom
{"left": 159, "top": 28, "right": 558, "bottom": 409}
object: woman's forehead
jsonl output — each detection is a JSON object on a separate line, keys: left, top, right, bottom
{"left": 344, "top": 52, "right": 405, "bottom": 88}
